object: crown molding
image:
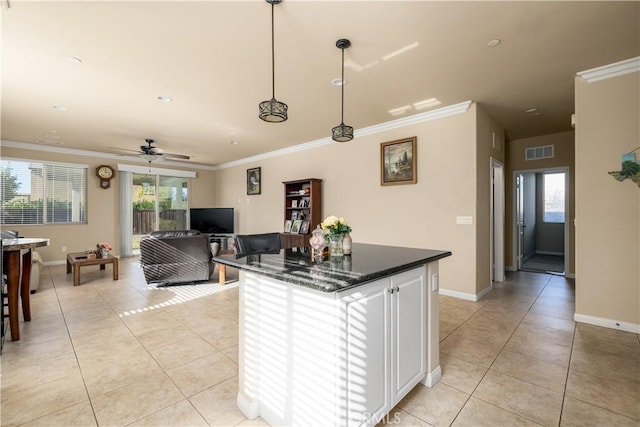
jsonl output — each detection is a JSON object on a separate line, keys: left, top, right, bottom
{"left": 0, "top": 140, "right": 217, "bottom": 171}
{"left": 576, "top": 56, "right": 640, "bottom": 83}
{"left": 217, "top": 100, "right": 473, "bottom": 169}
{"left": 2, "top": 100, "right": 472, "bottom": 171}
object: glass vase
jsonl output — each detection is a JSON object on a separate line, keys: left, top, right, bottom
{"left": 101, "top": 249, "right": 109, "bottom": 258}
{"left": 328, "top": 234, "right": 344, "bottom": 258}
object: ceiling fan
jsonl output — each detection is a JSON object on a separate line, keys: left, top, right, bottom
{"left": 118, "top": 139, "right": 191, "bottom": 162}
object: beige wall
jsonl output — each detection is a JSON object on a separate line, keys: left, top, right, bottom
{"left": 213, "top": 103, "right": 503, "bottom": 297}
{"left": 505, "top": 131, "right": 575, "bottom": 274}
{"left": 2, "top": 103, "right": 504, "bottom": 298}
{"left": 575, "top": 71, "right": 640, "bottom": 328}
{"left": 0, "top": 146, "right": 217, "bottom": 262}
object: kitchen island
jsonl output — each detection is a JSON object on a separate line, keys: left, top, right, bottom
{"left": 213, "top": 243, "right": 451, "bottom": 426}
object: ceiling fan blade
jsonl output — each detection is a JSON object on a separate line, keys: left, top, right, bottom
{"left": 162, "top": 153, "right": 190, "bottom": 160}
{"left": 109, "top": 146, "right": 142, "bottom": 154}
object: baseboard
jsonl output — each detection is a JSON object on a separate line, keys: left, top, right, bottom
{"left": 505, "top": 265, "right": 517, "bottom": 272}
{"left": 421, "top": 365, "right": 442, "bottom": 387}
{"left": 535, "top": 250, "right": 564, "bottom": 256}
{"left": 574, "top": 313, "right": 640, "bottom": 334}
{"left": 44, "top": 260, "right": 66, "bottom": 266}
{"left": 565, "top": 272, "right": 575, "bottom": 279}
{"left": 439, "top": 285, "right": 491, "bottom": 302}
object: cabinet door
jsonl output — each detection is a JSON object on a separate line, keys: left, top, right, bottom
{"left": 391, "top": 268, "right": 426, "bottom": 401}
{"left": 344, "top": 279, "right": 390, "bottom": 426}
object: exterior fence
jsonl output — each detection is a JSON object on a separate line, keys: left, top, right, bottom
{"left": 133, "top": 209, "right": 187, "bottom": 235}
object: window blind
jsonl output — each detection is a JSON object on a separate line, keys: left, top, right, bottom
{"left": 1, "top": 159, "right": 87, "bottom": 225}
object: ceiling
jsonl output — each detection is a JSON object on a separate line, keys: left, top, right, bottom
{"left": 2, "top": 1, "right": 639, "bottom": 168}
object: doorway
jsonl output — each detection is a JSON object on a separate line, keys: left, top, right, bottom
{"left": 513, "top": 168, "right": 569, "bottom": 275}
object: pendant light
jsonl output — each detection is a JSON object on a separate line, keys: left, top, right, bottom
{"left": 331, "top": 38, "right": 354, "bottom": 142}
{"left": 258, "top": 0, "right": 288, "bottom": 122}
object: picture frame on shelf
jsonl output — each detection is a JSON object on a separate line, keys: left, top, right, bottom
{"left": 247, "top": 167, "right": 261, "bottom": 195}
{"left": 291, "top": 200, "right": 298, "bottom": 208}
{"left": 299, "top": 220, "right": 310, "bottom": 234}
{"left": 380, "top": 136, "right": 417, "bottom": 186}
{"left": 291, "top": 211, "right": 298, "bottom": 221}
{"left": 291, "top": 219, "right": 303, "bottom": 234}
{"left": 284, "top": 220, "right": 292, "bottom": 233}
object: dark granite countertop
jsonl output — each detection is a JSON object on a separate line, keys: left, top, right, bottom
{"left": 212, "top": 243, "right": 452, "bottom": 292}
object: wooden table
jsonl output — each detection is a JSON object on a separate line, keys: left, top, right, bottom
{"left": 66, "top": 252, "right": 119, "bottom": 286}
{"left": 2, "top": 237, "right": 50, "bottom": 341}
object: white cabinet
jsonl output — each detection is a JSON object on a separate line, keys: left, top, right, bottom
{"left": 342, "top": 267, "right": 427, "bottom": 426}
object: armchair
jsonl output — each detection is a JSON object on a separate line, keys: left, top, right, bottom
{"left": 139, "top": 230, "right": 215, "bottom": 285}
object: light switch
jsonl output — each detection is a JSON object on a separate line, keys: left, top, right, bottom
{"left": 456, "top": 216, "right": 473, "bottom": 225}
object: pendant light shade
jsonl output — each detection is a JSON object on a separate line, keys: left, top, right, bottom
{"left": 259, "top": 0, "right": 288, "bottom": 123}
{"left": 331, "top": 38, "right": 353, "bottom": 142}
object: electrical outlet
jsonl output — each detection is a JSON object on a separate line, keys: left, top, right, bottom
{"left": 61, "top": 246, "right": 67, "bottom": 252}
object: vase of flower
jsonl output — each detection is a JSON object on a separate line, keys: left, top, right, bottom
{"left": 321, "top": 215, "right": 352, "bottom": 259}
{"left": 328, "top": 233, "right": 344, "bottom": 258}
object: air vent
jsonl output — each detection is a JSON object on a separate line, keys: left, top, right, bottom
{"left": 525, "top": 145, "right": 554, "bottom": 161}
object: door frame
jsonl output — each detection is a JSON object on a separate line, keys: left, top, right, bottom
{"left": 490, "top": 158, "right": 505, "bottom": 283}
{"left": 510, "top": 166, "right": 570, "bottom": 275}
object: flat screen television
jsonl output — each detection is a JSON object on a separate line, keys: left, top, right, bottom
{"left": 189, "top": 207, "right": 234, "bottom": 234}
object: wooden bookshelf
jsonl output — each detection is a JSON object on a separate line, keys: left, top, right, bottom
{"left": 282, "top": 178, "right": 322, "bottom": 247}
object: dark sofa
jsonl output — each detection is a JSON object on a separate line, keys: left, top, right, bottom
{"left": 139, "top": 230, "right": 215, "bottom": 285}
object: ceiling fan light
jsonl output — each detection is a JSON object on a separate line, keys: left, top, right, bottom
{"left": 140, "top": 154, "right": 158, "bottom": 162}
{"left": 331, "top": 123, "right": 354, "bottom": 142}
{"left": 259, "top": 98, "right": 288, "bottom": 122}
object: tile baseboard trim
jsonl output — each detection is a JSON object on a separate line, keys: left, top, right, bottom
{"left": 439, "top": 285, "right": 491, "bottom": 302}
{"left": 574, "top": 313, "right": 640, "bottom": 334}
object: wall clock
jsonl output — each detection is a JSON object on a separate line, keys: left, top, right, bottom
{"left": 96, "top": 165, "right": 115, "bottom": 189}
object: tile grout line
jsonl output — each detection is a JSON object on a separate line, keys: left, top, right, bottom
{"left": 447, "top": 272, "right": 555, "bottom": 427}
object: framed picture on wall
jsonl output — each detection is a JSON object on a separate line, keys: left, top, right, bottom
{"left": 247, "top": 167, "right": 261, "bottom": 195}
{"left": 380, "top": 136, "right": 417, "bottom": 186}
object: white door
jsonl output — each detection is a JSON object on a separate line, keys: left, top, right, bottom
{"left": 516, "top": 174, "right": 525, "bottom": 270}
{"left": 491, "top": 159, "right": 505, "bottom": 282}
{"left": 391, "top": 269, "right": 426, "bottom": 401}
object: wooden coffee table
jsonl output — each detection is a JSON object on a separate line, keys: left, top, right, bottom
{"left": 66, "top": 252, "right": 119, "bottom": 286}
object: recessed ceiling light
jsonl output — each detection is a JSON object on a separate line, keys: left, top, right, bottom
{"left": 488, "top": 39, "right": 501, "bottom": 47}
{"left": 524, "top": 107, "right": 538, "bottom": 113}
{"left": 68, "top": 56, "right": 82, "bottom": 64}
{"left": 331, "top": 78, "right": 346, "bottom": 86}
{"left": 230, "top": 140, "right": 239, "bottom": 145}
{"left": 52, "top": 105, "right": 67, "bottom": 111}
{"left": 156, "top": 96, "right": 173, "bottom": 103}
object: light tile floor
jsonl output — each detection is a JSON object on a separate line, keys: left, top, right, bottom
{"left": 1, "top": 259, "right": 638, "bottom": 426}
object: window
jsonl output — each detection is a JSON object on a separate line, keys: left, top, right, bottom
{"left": 543, "top": 172, "right": 565, "bottom": 223}
{"left": 1, "top": 159, "right": 87, "bottom": 225}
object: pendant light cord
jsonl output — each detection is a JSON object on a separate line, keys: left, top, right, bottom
{"left": 340, "top": 46, "right": 345, "bottom": 124}
{"left": 270, "top": 2, "right": 276, "bottom": 99}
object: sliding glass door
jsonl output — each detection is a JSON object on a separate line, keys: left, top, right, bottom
{"left": 131, "top": 173, "right": 189, "bottom": 254}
